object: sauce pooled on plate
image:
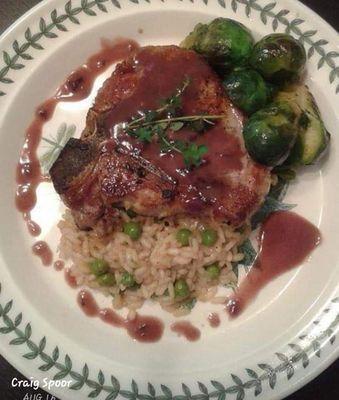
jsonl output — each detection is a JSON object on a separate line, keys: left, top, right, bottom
{"left": 227, "top": 211, "right": 321, "bottom": 316}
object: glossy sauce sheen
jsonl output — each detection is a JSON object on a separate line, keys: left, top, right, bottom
{"left": 15, "top": 39, "right": 139, "bottom": 233}
{"left": 227, "top": 211, "right": 321, "bottom": 316}
{"left": 32, "top": 241, "right": 53, "bottom": 266}
{"left": 104, "top": 47, "right": 245, "bottom": 218}
{"left": 78, "top": 290, "right": 99, "bottom": 316}
{"left": 171, "top": 321, "right": 201, "bottom": 341}
{"left": 16, "top": 40, "right": 322, "bottom": 332}
{"left": 65, "top": 268, "right": 78, "bottom": 288}
{"left": 78, "top": 290, "right": 164, "bottom": 342}
{"left": 24, "top": 214, "right": 41, "bottom": 237}
{"left": 208, "top": 313, "right": 221, "bottom": 328}
{"left": 54, "top": 260, "right": 65, "bottom": 271}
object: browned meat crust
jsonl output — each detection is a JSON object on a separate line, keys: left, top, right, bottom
{"left": 50, "top": 45, "right": 271, "bottom": 230}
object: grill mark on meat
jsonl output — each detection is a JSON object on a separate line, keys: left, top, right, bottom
{"left": 50, "top": 45, "right": 271, "bottom": 229}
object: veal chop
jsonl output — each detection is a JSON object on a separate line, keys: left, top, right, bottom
{"left": 50, "top": 45, "right": 271, "bottom": 230}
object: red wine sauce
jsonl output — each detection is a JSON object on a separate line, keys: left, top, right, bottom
{"left": 32, "top": 241, "right": 53, "bottom": 266}
{"left": 125, "top": 315, "right": 164, "bottom": 343}
{"left": 208, "top": 313, "right": 220, "bottom": 328}
{"left": 171, "top": 321, "right": 201, "bottom": 341}
{"left": 65, "top": 268, "right": 78, "bottom": 288}
{"left": 24, "top": 213, "right": 41, "bottom": 237}
{"left": 226, "top": 211, "right": 321, "bottom": 317}
{"left": 77, "top": 290, "right": 99, "bottom": 317}
{"left": 99, "top": 308, "right": 124, "bottom": 328}
{"left": 78, "top": 290, "right": 164, "bottom": 342}
{"left": 15, "top": 39, "right": 139, "bottom": 236}
{"left": 54, "top": 260, "right": 65, "bottom": 271}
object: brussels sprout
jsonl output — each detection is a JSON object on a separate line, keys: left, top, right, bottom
{"left": 223, "top": 68, "right": 272, "bottom": 114}
{"left": 243, "top": 101, "right": 299, "bottom": 166}
{"left": 272, "top": 165, "right": 297, "bottom": 181}
{"left": 250, "top": 34, "right": 306, "bottom": 84}
{"left": 180, "top": 23, "right": 208, "bottom": 54}
{"left": 275, "top": 84, "right": 330, "bottom": 165}
{"left": 181, "top": 18, "right": 254, "bottom": 70}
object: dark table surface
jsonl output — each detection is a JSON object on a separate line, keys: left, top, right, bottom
{"left": 0, "top": 0, "right": 338, "bottom": 399}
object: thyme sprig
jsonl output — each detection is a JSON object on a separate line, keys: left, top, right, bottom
{"left": 118, "top": 78, "right": 226, "bottom": 168}
{"left": 127, "top": 114, "right": 225, "bottom": 130}
{"left": 126, "top": 77, "right": 191, "bottom": 129}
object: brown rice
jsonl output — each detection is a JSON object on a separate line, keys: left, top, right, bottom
{"left": 58, "top": 211, "right": 249, "bottom": 316}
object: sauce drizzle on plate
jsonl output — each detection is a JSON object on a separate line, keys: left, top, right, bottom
{"left": 208, "top": 312, "right": 221, "bottom": 328}
{"left": 54, "top": 260, "right": 65, "bottom": 271}
{"left": 78, "top": 290, "right": 164, "bottom": 342}
{"left": 14, "top": 37, "right": 324, "bottom": 342}
{"left": 171, "top": 321, "right": 201, "bottom": 341}
{"left": 65, "top": 268, "right": 79, "bottom": 288}
{"left": 15, "top": 39, "right": 139, "bottom": 236}
{"left": 227, "top": 211, "right": 321, "bottom": 316}
{"left": 32, "top": 241, "right": 53, "bottom": 266}
{"left": 24, "top": 214, "right": 41, "bottom": 237}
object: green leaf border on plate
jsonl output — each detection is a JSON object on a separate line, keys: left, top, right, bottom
{"left": 1, "top": 282, "right": 338, "bottom": 399}
{"left": 1, "top": 0, "right": 338, "bottom": 398}
{"left": 0, "top": 0, "right": 338, "bottom": 97}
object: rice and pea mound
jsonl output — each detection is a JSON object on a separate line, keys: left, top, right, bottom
{"left": 59, "top": 212, "right": 248, "bottom": 316}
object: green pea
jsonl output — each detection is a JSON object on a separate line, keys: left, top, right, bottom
{"left": 120, "top": 272, "right": 136, "bottom": 288}
{"left": 89, "top": 259, "right": 109, "bottom": 276}
{"left": 201, "top": 228, "right": 218, "bottom": 247}
{"left": 174, "top": 279, "right": 190, "bottom": 298}
{"left": 123, "top": 221, "right": 142, "bottom": 241}
{"left": 176, "top": 228, "right": 192, "bottom": 246}
{"left": 97, "top": 273, "right": 116, "bottom": 287}
{"left": 205, "top": 262, "right": 220, "bottom": 279}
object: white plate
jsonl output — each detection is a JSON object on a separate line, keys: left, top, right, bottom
{"left": 0, "top": 1, "right": 338, "bottom": 399}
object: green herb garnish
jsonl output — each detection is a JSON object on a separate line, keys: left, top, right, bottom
{"left": 117, "top": 78, "right": 225, "bottom": 168}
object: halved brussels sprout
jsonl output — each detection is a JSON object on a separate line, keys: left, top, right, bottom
{"left": 243, "top": 101, "right": 299, "bottom": 167}
{"left": 275, "top": 84, "right": 330, "bottom": 165}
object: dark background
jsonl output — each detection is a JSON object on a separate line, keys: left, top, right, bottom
{"left": 0, "top": 0, "right": 338, "bottom": 399}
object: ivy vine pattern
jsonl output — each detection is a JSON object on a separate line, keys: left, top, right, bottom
{"left": 40, "top": 123, "right": 76, "bottom": 174}
{"left": 0, "top": 282, "right": 338, "bottom": 399}
{"left": 0, "top": 0, "right": 338, "bottom": 97}
{"left": 0, "top": 0, "right": 110, "bottom": 97}
{"left": 226, "top": 0, "right": 339, "bottom": 91}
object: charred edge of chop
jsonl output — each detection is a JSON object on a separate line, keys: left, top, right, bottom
{"left": 50, "top": 138, "right": 97, "bottom": 194}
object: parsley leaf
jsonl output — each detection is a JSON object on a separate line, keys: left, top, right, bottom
{"left": 182, "top": 143, "right": 208, "bottom": 167}
{"left": 128, "top": 127, "right": 154, "bottom": 143}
